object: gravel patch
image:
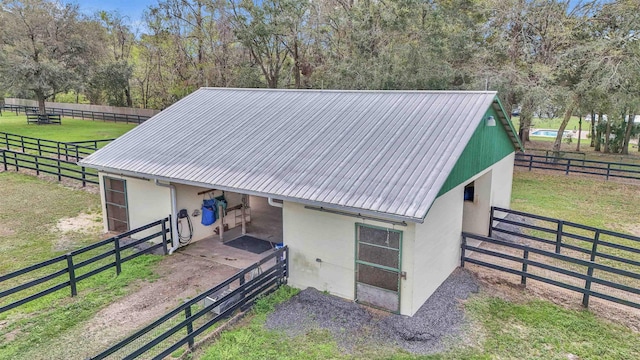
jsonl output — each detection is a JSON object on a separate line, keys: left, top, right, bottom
{"left": 266, "top": 268, "right": 479, "bottom": 354}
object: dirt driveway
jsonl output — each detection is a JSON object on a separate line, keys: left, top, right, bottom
{"left": 19, "top": 252, "right": 238, "bottom": 360}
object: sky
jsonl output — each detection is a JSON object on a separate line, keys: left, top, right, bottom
{"left": 77, "top": 0, "right": 155, "bottom": 31}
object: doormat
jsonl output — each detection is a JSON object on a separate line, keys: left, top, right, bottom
{"left": 224, "top": 235, "right": 275, "bottom": 254}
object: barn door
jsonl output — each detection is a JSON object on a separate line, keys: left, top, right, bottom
{"left": 355, "top": 224, "right": 402, "bottom": 313}
{"left": 104, "top": 177, "right": 129, "bottom": 232}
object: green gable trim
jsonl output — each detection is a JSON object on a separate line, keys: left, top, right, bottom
{"left": 437, "top": 106, "right": 515, "bottom": 196}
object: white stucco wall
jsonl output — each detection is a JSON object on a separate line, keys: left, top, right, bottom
{"left": 99, "top": 172, "right": 171, "bottom": 240}
{"left": 98, "top": 173, "right": 247, "bottom": 243}
{"left": 462, "top": 169, "right": 492, "bottom": 235}
{"left": 490, "top": 152, "right": 515, "bottom": 212}
{"left": 173, "top": 184, "right": 244, "bottom": 242}
{"left": 282, "top": 202, "right": 416, "bottom": 315}
{"left": 410, "top": 152, "right": 515, "bottom": 315}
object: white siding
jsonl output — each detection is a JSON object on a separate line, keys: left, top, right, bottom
{"left": 173, "top": 184, "right": 244, "bottom": 242}
{"left": 410, "top": 153, "right": 515, "bottom": 315}
{"left": 282, "top": 202, "right": 416, "bottom": 315}
{"left": 99, "top": 173, "right": 171, "bottom": 240}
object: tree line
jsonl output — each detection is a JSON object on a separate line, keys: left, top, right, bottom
{"left": 0, "top": 0, "right": 639, "bottom": 154}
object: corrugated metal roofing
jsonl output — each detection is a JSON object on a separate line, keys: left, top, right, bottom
{"left": 80, "top": 88, "right": 516, "bottom": 222}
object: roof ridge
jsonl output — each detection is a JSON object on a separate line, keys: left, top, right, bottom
{"left": 199, "top": 87, "right": 497, "bottom": 95}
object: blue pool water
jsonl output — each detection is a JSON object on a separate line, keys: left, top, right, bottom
{"left": 531, "top": 130, "right": 570, "bottom": 137}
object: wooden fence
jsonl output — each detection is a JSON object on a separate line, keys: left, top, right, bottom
{"left": 1, "top": 104, "right": 151, "bottom": 124}
{"left": 90, "top": 247, "right": 288, "bottom": 360}
{"left": 0, "top": 131, "right": 113, "bottom": 160}
{"left": 515, "top": 152, "right": 640, "bottom": 181}
{"left": 462, "top": 207, "right": 640, "bottom": 309}
{"left": 1, "top": 149, "right": 98, "bottom": 186}
{"left": 0, "top": 218, "right": 171, "bottom": 314}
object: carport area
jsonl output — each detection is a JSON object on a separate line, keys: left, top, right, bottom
{"left": 178, "top": 195, "right": 283, "bottom": 269}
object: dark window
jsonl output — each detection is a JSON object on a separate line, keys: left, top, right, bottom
{"left": 464, "top": 182, "right": 475, "bottom": 202}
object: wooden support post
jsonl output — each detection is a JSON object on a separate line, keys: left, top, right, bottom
{"left": 241, "top": 195, "right": 247, "bottom": 235}
{"left": 114, "top": 236, "right": 122, "bottom": 275}
{"left": 460, "top": 235, "right": 467, "bottom": 268}
{"left": 2, "top": 151, "right": 6, "bottom": 171}
{"left": 565, "top": 159, "right": 571, "bottom": 175}
{"left": 521, "top": 250, "right": 529, "bottom": 286}
{"left": 606, "top": 163, "right": 611, "bottom": 180}
{"left": 67, "top": 254, "right": 77, "bottom": 297}
{"left": 37, "top": 139, "right": 41, "bottom": 156}
{"left": 35, "top": 156, "right": 39, "bottom": 175}
{"left": 488, "top": 207, "right": 494, "bottom": 237}
{"left": 57, "top": 159, "right": 61, "bottom": 181}
{"left": 161, "top": 219, "right": 169, "bottom": 255}
{"left": 219, "top": 204, "right": 224, "bottom": 241}
{"left": 13, "top": 152, "right": 18, "bottom": 171}
{"left": 185, "top": 306, "right": 194, "bottom": 349}
{"left": 528, "top": 154, "right": 533, "bottom": 171}
{"left": 81, "top": 167, "right": 86, "bottom": 187}
{"left": 582, "top": 230, "right": 600, "bottom": 307}
{"left": 555, "top": 221, "right": 563, "bottom": 254}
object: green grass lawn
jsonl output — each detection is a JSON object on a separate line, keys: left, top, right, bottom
{"left": 0, "top": 172, "right": 162, "bottom": 359}
{"left": 0, "top": 113, "right": 136, "bottom": 142}
{"left": 195, "top": 171, "right": 640, "bottom": 360}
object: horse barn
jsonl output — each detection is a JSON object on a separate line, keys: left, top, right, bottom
{"left": 79, "top": 88, "right": 523, "bottom": 316}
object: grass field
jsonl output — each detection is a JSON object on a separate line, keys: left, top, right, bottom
{"left": 0, "top": 113, "right": 136, "bottom": 142}
{"left": 196, "top": 171, "right": 640, "bottom": 360}
{"left": 0, "top": 172, "right": 162, "bottom": 359}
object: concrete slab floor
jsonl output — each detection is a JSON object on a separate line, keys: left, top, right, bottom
{"left": 177, "top": 195, "right": 282, "bottom": 270}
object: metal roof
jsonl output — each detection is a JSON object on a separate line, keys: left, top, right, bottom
{"left": 80, "top": 88, "right": 517, "bottom": 223}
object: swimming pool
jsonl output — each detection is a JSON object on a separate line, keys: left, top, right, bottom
{"left": 531, "top": 129, "right": 571, "bottom": 137}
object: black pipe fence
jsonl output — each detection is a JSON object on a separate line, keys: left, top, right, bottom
{"left": 0, "top": 131, "right": 112, "bottom": 161}
{"left": 515, "top": 152, "right": 640, "bottom": 181}
{"left": 1, "top": 104, "right": 152, "bottom": 124}
{"left": 91, "top": 247, "right": 288, "bottom": 360}
{"left": 0, "top": 217, "right": 171, "bottom": 314}
{"left": 1, "top": 149, "right": 98, "bottom": 186}
{"left": 461, "top": 207, "right": 640, "bottom": 309}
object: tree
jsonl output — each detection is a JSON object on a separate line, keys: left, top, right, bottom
{"left": 0, "top": 0, "right": 103, "bottom": 114}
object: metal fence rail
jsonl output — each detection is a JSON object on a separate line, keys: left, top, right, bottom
{"left": 1, "top": 149, "right": 98, "bottom": 186}
{"left": 462, "top": 207, "right": 640, "bottom": 309}
{"left": 515, "top": 152, "right": 640, "bottom": 181}
{"left": 0, "top": 218, "right": 171, "bottom": 314}
{"left": 1, "top": 104, "right": 152, "bottom": 124}
{"left": 91, "top": 247, "right": 288, "bottom": 360}
{"left": 0, "top": 131, "right": 110, "bottom": 161}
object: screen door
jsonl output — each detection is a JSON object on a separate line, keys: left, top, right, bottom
{"left": 355, "top": 224, "right": 402, "bottom": 313}
{"left": 104, "top": 177, "right": 129, "bottom": 232}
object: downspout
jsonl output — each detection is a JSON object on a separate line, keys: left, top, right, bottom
{"left": 154, "top": 180, "right": 179, "bottom": 254}
{"left": 268, "top": 197, "right": 283, "bottom": 208}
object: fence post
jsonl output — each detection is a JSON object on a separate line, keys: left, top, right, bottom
{"left": 13, "top": 152, "right": 18, "bottom": 171}
{"left": 2, "top": 151, "right": 6, "bottom": 171}
{"left": 555, "top": 221, "right": 563, "bottom": 254}
{"left": 565, "top": 159, "right": 571, "bottom": 175}
{"left": 75, "top": 146, "right": 79, "bottom": 162}
{"left": 528, "top": 154, "right": 533, "bottom": 171}
{"left": 66, "top": 254, "right": 77, "bottom": 297}
{"left": 606, "top": 163, "right": 611, "bottom": 180}
{"left": 56, "top": 142, "right": 61, "bottom": 160}
{"left": 37, "top": 139, "right": 42, "bottom": 156}
{"left": 20, "top": 136, "right": 25, "bottom": 153}
{"left": 81, "top": 167, "right": 86, "bottom": 187}
{"left": 57, "top": 159, "right": 61, "bottom": 181}
{"left": 582, "top": 230, "right": 600, "bottom": 307}
{"left": 4, "top": 133, "right": 8, "bottom": 150}
{"left": 488, "top": 207, "right": 494, "bottom": 237}
{"left": 114, "top": 236, "right": 122, "bottom": 275}
{"left": 35, "top": 156, "right": 39, "bottom": 175}
{"left": 185, "top": 305, "right": 194, "bottom": 349}
{"left": 521, "top": 250, "right": 529, "bottom": 286}
{"left": 460, "top": 235, "right": 467, "bottom": 268}
{"left": 161, "top": 219, "right": 168, "bottom": 255}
